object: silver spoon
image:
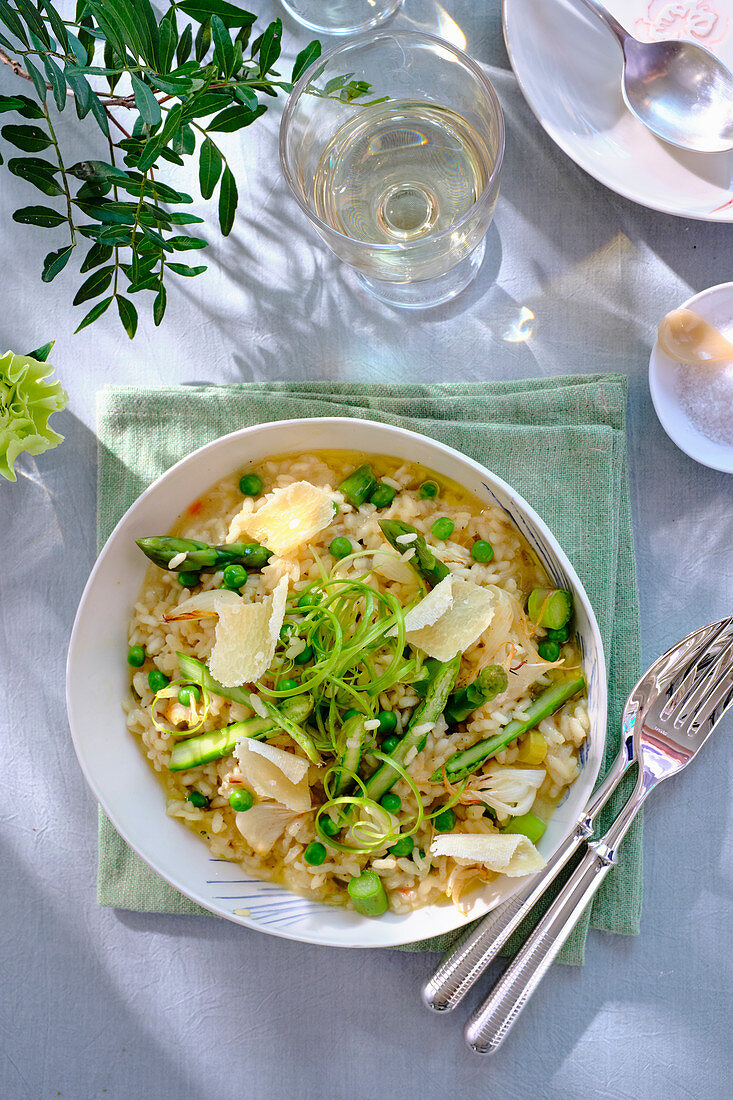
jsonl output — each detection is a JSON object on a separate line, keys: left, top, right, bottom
{"left": 578, "top": 0, "right": 733, "bottom": 153}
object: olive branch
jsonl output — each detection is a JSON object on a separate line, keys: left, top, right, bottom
{"left": 0, "top": 0, "right": 334, "bottom": 336}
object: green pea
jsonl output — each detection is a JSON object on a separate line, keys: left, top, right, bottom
{"left": 222, "top": 563, "right": 247, "bottom": 591}
{"left": 304, "top": 842, "right": 327, "bottom": 866}
{"left": 319, "top": 816, "right": 340, "bottom": 837}
{"left": 187, "top": 790, "right": 209, "bottom": 809}
{"left": 177, "top": 570, "right": 201, "bottom": 587}
{"left": 239, "top": 473, "right": 263, "bottom": 496}
{"left": 431, "top": 517, "right": 454, "bottom": 541}
{"left": 377, "top": 711, "right": 397, "bottom": 736}
{"left": 329, "top": 536, "right": 352, "bottom": 560}
{"left": 229, "top": 788, "right": 254, "bottom": 812}
{"left": 148, "top": 670, "right": 170, "bottom": 693}
{"left": 389, "top": 836, "right": 414, "bottom": 858}
{"left": 344, "top": 708, "right": 361, "bottom": 720}
{"left": 381, "top": 735, "right": 400, "bottom": 754}
{"left": 297, "top": 588, "right": 323, "bottom": 609}
{"left": 279, "top": 622, "right": 295, "bottom": 642}
{"left": 546, "top": 626, "right": 570, "bottom": 643}
{"left": 294, "top": 644, "right": 313, "bottom": 665}
{"left": 418, "top": 480, "right": 439, "bottom": 499}
{"left": 279, "top": 678, "right": 298, "bottom": 691}
{"left": 434, "top": 808, "right": 457, "bottom": 832}
{"left": 370, "top": 483, "right": 396, "bottom": 509}
{"left": 127, "top": 645, "right": 146, "bottom": 668}
{"left": 470, "top": 540, "right": 494, "bottom": 563}
{"left": 178, "top": 685, "right": 201, "bottom": 707}
{"left": 380, "top": 792, "right": 401, "bottom": 814}
{"left": 538, "top": 640, "right": 561, "bottom": 662}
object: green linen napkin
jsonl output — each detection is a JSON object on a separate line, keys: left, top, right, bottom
{"left": 96, "top": 376, "right": 642, "bottom": 965}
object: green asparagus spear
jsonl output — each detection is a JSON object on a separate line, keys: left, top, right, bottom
{"left": 445, "top": 665, "right": 509, "bottom": 724}
{"left": 169, "top": 695, "right": 313, "bottom": 771}
{"left": 364, "top": 654, "right": 461, "bottom": 803}
{"left": 176, "top": 653, "right": 320, "bottom": 763}
{"left": 431, "top": 675, "right": 586, "bottom": 783}
{"left": 178, "top": 652, "right": 253, "bottom": 706}
{"left": 332, "top": 714, "right": 366, "bottom": 796}
{"left": 378, "top": 519, "right": 450, "bottom": 589}
{"left": 338, "top": 464, "right": 378, "bottom": 508}
{"left": 137, "top": 537, "right": 272, "bottom": 574}
{"left": 347, "top": 870, "right": 389, "bottom": 917}
{"left": 413, "top": 658, "right": 440, "bottom": 697}
{"left": 527, "top": 588, "right": 573, "bottom": 630}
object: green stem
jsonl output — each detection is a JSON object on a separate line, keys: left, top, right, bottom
{"left": 107, "top": 130, "right": 120, "bottom": 295}
{"left": 42, "top": 102, "right": 75, "bottom": 248}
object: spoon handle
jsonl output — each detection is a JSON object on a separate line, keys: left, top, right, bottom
{"left": 575, "top": 0, "right": 629, "bottom": 46}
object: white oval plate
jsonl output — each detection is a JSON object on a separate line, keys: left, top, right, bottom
{"left": 503, "top": 0, "right": 733, "bottom": 221}
{"left": 649, "top": 282, "right": 733, "bottom": 472}
{"left": 67, "top": 418, "right": 606, "bottom": 948}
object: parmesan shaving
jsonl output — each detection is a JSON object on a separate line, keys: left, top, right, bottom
{"left": 235, "top": 802, "right": 301, "bottom": 854}
{"left": 208, "top": 576, "right": 288, "bottom": 687}
{"left": 430, "top": 832, "right": 545, "bottom": 877}
{"left": 227, "top": 481, "right": 336, "bottom": 557}
{"left": 402, "top": 575, "right": 455, "bottom": 632}
{"left": 373, "top": 552, "right": 418, "bottom": 587}
{"left": 163, "top": 588, "right": 240, "bottom": 623}
{"left": 403, "top": 577, "right": 499, "bottom": 661}
{"left": 234, "top": 738, "right": 311, "bottom": 811}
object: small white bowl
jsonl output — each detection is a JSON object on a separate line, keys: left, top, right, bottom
{"left": 66, "top": 419, "right": 606, "bottom": 949}
{"left": 650, "top": 283, "right": 733, "bottom": 475}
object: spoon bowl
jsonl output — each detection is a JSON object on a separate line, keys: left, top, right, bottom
{"left": 657, "top": 307, "right": 733, "bottom": 365}
{"left": 622, "top": 38, "right": 733, "bottom": 154}
{"left": 579, "top": 0, "right": 733, "bottom": 153}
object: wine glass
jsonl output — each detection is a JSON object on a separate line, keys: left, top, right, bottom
{"left": 280, "top": 31, "right": 504, "bottom": 309}
{"left": 279, "top": 1, "right": 403, "bottom": 36}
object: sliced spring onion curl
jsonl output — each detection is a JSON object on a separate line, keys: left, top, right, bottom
{"left": 150, "top": 680, "right": 212, "bottom": 737}
{"left": 316, "top": 750, "right": 461, "bottom": 854}
{"left": 255, "top": 563, "right": 426, "bottom": 758}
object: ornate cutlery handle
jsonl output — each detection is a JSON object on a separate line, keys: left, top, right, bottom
{"left": 422, "top": 738, "right": 635, "bottom": 1014}
{"left": 421, "top": 823, "right": 589, "bottom": 1013}
{"left": 465, "top": 784, "right": 646, "bottom": 1054}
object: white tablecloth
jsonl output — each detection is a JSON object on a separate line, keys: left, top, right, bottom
{"left": 1, "top": 2, "right": 731, "bottom": 1096}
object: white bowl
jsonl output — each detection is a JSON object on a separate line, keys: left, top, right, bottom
{"left": 66, "top": 419, "right": 606, "bottom": 948}
{"left": 649, "top": 283, "right": 733, "bottom": 474}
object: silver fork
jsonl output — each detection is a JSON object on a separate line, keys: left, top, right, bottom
{"left": 465, "top": 616, "right": 733, "bottom": 1054}
{"left": 422, "top": 618, "right": 725, "bottom": 1015}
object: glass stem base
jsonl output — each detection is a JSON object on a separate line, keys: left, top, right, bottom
{"left": 355, "top": 238, "right": 486, "bottom": 309}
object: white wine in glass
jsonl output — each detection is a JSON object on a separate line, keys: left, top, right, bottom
{"left": 313, "top": 100, "right": 490, "bottom": 260}
{"left": 280, "top": 33, "right": 504, "bottom": 308}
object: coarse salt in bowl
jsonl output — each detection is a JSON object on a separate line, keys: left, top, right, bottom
{"left": 650, "top": 282, "right": 733, "bottom": 475}
{"left": 66, "top": 419, "right": 606, "bottom": 949}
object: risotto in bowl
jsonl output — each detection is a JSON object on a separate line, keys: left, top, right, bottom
{"left": 67, "top": 419, "right": 606, "bottom": 948}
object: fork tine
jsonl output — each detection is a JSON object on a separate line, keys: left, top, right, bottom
{"left": 660, "top": 618, "right": 733, "bottom": 721}
{"left": 684, "top": 653, "right": 733, "bottom": 736}
{"left": 658, "top": 619, "right": 729, "bottom": 691}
